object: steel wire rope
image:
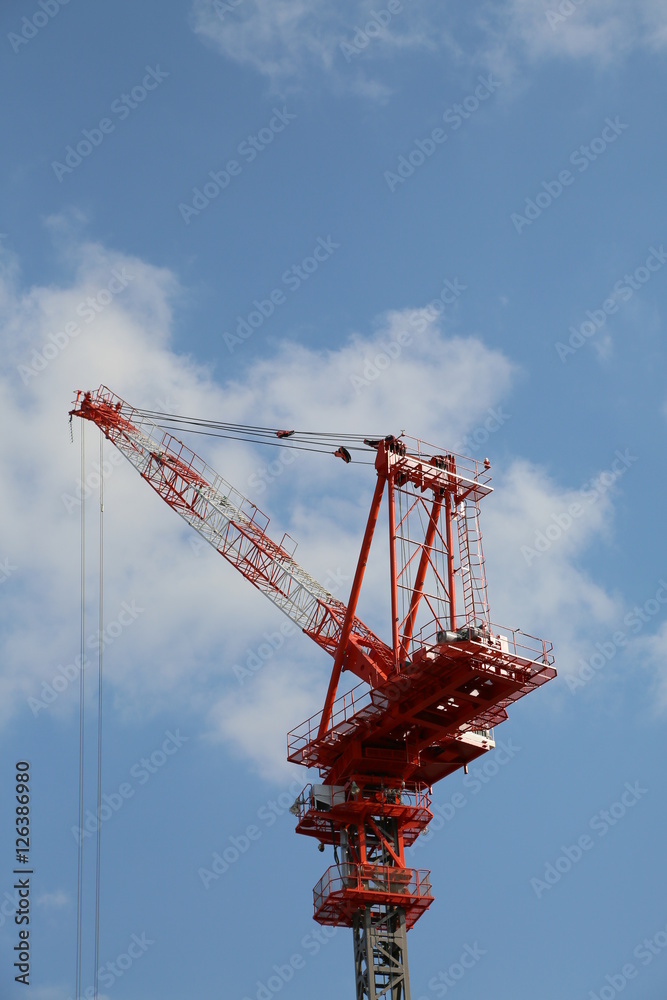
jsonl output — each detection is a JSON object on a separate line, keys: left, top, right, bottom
{"left": 93, "top": 431, "right": 104, "bottom": 999}
{"left": 134, "top": 419, "right": 377, "bottom": 462}
{"left": 133, "top": 408, "right": 377, "bottom": 442}
{"left": 76, "top": 424, "right": 86, "bottom": 1000}
{"left": 151, "top": 428, "right": 376, "bottom": 460}
{"left": 129, "top": 408, "right": 411, "bottom": 463}
{"left": 134, "top": 413, "right": 371, "bottom": 446}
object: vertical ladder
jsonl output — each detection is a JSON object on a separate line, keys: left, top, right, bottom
{"left": 457, "top": 501, "right": 490, "bottom": 627}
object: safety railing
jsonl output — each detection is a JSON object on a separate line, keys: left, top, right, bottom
{"left": 293, "top": 781, "right": 432, "bottom": 824}
{"left": 75, "top": 386, "right": 272, "bottom": 534}
{"left": 417, "top": 618, "right": 554, "bottom": 667}
{"left": 287, "top": 618, "right": 552, "bottom": 760}
{"left": 313, "top": 864, "right": 432, "bottom": 912}
{"left": 399, "top": 435, "right": 493, "bottom": 494}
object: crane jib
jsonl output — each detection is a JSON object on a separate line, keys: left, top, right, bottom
{"left": 70, "top": 387, "right": 392, "bottom": 689}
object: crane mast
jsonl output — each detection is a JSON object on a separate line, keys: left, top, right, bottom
{"left": 71, "top": 385, "right": 556, "bottom": 1000}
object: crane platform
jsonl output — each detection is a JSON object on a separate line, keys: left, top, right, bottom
{"left": 288, "top": 624, "right": 554, "bottom": 786}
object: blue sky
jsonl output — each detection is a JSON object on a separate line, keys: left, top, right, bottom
{"left": 1, "top": 1, "right": 666, "bottom": 998}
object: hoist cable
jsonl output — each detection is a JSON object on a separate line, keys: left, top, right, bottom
{"left": 133, "top": 408, "right": 376, "bottom": 443}
{"left": 75, "top": 425, "right": 86, "bottom": 1000}
{"left": 129, "top": 408, "right": 401, "bottom": 461}
{"left": 93, "top": 431, "right": 104, "bottom": 999}
{"left": 136, "top": 425, "right": 376, "bottom": 461}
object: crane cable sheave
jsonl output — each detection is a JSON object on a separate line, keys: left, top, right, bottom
{"left": 69, "top": 386, "right": 393, "bottom": 689}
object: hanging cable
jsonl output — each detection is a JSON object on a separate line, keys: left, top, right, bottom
{"left": 75, "top": 424, "right": 86, "bottom": 1000}
{"left": 93, "top": 431, "right": 104, "bottom": 999}
{"left": 146, "top": 427, "right": 376, "bottom": 461}
{"left": 126, "top": 408, "right": 394, "bottom": 463}
{"left": 134, "top": 408, "right": 377, "bottom": 443}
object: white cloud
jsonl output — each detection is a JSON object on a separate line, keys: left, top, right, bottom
{"left": 37, "top": 890, "right": 69, "bottom": 909}
{"left": 630, "top": 620, "right": 667, "bottom": 715}
{"left": 0, "top": 224, "right": 654, "bottom": 781}
{"left": 486, "top": 0, "right": 629, "bottom": 64}
{"left": 189, "top": 0, "right": 667, "bottom": 92}
{"left": 189, "top": 0, "right": 440, "bottom": 95}
{"left": 477, "top": 0, "right": 667, "bottom": 80}
{"left": 484, "top": 458, "right": 623, "bottom": 674}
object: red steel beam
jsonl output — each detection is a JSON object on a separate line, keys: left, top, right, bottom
{"left": 317, "top": 469, "right": 387, "bottom": 740}
{"left": 444, "top": 490, "right": 456, "bottom": 630}
{"left": 387, "top": 476, "right": 400, "bottom": 669}
{"left": 398, "top": 492, "right": 444, "bottom": 661}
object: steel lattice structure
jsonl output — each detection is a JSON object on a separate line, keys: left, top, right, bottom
{"left": 70, "top": 385, "right": 556, "bottom": 1000}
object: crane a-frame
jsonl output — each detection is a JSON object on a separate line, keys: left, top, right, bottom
{"left": 70, "top": 385, "right": 556, "bottom": 1000}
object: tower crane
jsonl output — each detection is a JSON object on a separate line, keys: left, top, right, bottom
{"left": 70, "top": 385, "right": 556, "bottom": 1000}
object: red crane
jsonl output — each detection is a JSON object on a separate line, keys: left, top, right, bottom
{"left": 70, "top": 385, "right": 555, "bottom": 1000}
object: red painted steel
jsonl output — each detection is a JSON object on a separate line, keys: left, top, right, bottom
{"left": 294, "top": 781, "right": 432, "bottom": 848}
{"left": 70, "top": 386, "right": 556, "bottom": 944}
{"left": 317, "top": 470, "right": 387, "bottom": 740}
{"left": 399, "top": 491, "right": 444, "bottom": 659}
{"left": 70, "top": 387, "right": 394, "bottom": 690}
{"left": 313, "top": 865, "right": 433, "bottom": 929}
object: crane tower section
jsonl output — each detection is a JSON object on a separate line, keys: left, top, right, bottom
{"left": 287, "top": 436, "right": 554, "bottom": 1000}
